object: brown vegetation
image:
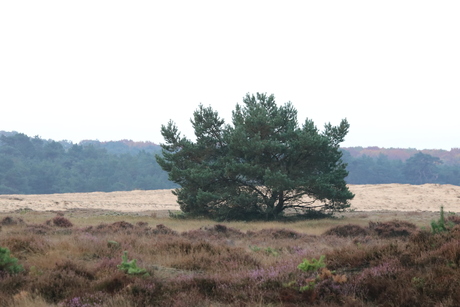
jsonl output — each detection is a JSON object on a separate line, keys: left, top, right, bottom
{"left": 1, "top": 209, "right": 460, "bottom": 306}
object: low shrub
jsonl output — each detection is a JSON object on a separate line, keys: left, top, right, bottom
{"left": 26, "top": 224, "right": 53, "bottom": 235}
{"left": 181, "top": 225, "right": 244, "bottom": 241}
{"left": 55, "top": 260, "right": 96, "bottom": 280}
{"left": 323, "top": 224, "right": 368, "bottom": 237}
{"left": 369, "top": 220, "right": 417, "bottom": 238}
{"left": 1, "top": 216, "right": 24, "bottom": 226}
{"left": 247, "top": 228, "right": 303, "bottom": 240}
{"left": 1, "top": 234, "right": 50, "bottom": 258}
{"left": 31, "top": 270, "right": 87, "bottom": 303}
{"left": 152, "top": 224, "right": 177, "bottom": 235}
{"left": 447, "top": 214, "right": 460, "bottom": 225}
{"left": 62, "top": 291, "right": 111, "bottom": 307}
{"left": 94, "top": 271, "right": 132, "bottom": 294}
{"left": 48, "top": 216, "right": 74, "bottom": 228}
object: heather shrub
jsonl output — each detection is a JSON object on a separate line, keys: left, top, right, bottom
{"left": 26, "top": 224, "right": 53, "bottom": 235}
{"left": 109, "top": 221, "right": 134, "bottom": 231}
{"left": 327, "top": 241, "right": 402, "bottom": 270}
{"left": 244, "top": 228, "right": 304, "bottom": 243}
{"left": 152, "top": 224, "right": 177, "bottom": 235}
{"left": 0, "top": 275, "right": 29, "bottom": 306}
{"left": 1, "top": 216, "right": 24, "bottom": 226}
{"left": 62, "top": 291, "right": 111, "bottom": 307}
{"left": 47, "top": 216, "right": 74, "bottom": 228}
{"left": 416, "top": 239, "right": 460, "bottom": 267}
{"left": 447, "top": 214, "right": 460, "bottom": 225}
{"left": 94, "top": 271, "right": 132, "bottom": 294}
{"left": 135, "top": 221, "right": 148, "bottom": 227}
{"left": 169, "top": 242, "right": 260, "bottom": 272}
{"left": 323, "top": 224, "right": 368, "bottom": 237}
{"left": 369, "top": 220, "right": 417, "bottom": 238}
{"left": 94, "top": 257, "right": 120, "bottom": 275}
{"left": 181, "top": 224, "right": 244, "bottom": 241}
{"left": 28, "top": 260, "right": 95, "bottom": 303}
{"left": 1, "top": 234, "right": 50, "bottom": 258}
{"left": 31, "top": 268, "right": 89, "bottom": 303}
{"left": 352, "top": 261, "right": 415, "bottom": 306}
{"left": 126, "top": 278, "right": 166, "bottom": 306}
{"left": 55, "top": 260, "right": 96, "bottom": 281}
{"left": 171, "top": 247, "right": 260, "bottom": 272}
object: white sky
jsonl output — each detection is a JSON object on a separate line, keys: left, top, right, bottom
{"left": 1, "top": 1, "right": 459, "bottom": 150}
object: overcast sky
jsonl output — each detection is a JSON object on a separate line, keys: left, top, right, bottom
{"left": 1, "top": 1, "right": 459, "bottom": 150}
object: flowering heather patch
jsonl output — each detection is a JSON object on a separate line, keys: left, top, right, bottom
{"left": 62, "top": 291, "right": 111, "bottom": 307}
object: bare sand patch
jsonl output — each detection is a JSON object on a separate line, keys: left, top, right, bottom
{"left": 0, "top": 184, "right": 459, "bottom": 213}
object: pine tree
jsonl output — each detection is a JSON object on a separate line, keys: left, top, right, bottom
{"left": 156, "top": 93, "right": 354, "bottom": 220}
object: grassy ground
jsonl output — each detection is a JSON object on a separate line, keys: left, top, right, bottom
{"left": 1, "top": 208, "right": 458, "bottom": 306}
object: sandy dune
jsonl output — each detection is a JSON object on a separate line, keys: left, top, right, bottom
{"left": 0, "top": 184, "right": 459, "bottom": 213}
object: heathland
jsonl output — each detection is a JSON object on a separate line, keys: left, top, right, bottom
{"left": 1, "top": 185, "right": 460, "bottom": 306}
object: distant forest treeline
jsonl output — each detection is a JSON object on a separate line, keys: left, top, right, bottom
{"left": 0, "top": 131, "right": 175, "bottom": 194}
{"left": 0, "top": 131, "right": 459, "bottom": 194}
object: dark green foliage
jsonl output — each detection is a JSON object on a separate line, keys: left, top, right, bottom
{"left": 0, "top": 246, "right": 24, "bottom": 274}
{"left": 342, "top": 150, "right": 460, "bottom": 185}
{"left": 404, "top": 152, "right": 443, "bottom": 184}
{"left": 0, "top": 133, "right": 175, "bottom": 194}
{"left": 342, "top": 152, "right": 407, "bottom": 184}
{"left": 157, "top": 93, "right": 354, "bottom": 220}
{"left": 431, "top": 206, "right": 452, "bottom": 234}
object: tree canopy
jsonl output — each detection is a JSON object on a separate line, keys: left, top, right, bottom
{"left": 403, "top": 152, "right": 443, "bottom": 184}
{"left": 0, "top": 133, "right": 175, "bottom": 194}
{"left": 156, "top": 93, "right": 354, "bottom": 220}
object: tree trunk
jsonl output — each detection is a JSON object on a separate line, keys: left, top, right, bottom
{"left": 273, "top": 191, "right": 285, "bottom": 217}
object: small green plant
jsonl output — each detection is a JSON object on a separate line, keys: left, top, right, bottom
{"left": 117, "top": 251, "right": 149, "bottom": 277}
{"left": 249, "top": 245, "right": 279, "bottom": 256}
{"left": 431, "top": 206, "right": 453, "bottom": 234}
{"left": 0, "top": 246, "right": 24, "bottom": 274}
{"left": 297, "top": 255, "right": 326, "bottom": 272}
{"left": 249, "top": 245, "right": 262, "bottom": 252}
{"left": 299, "top": 280, "right": 317, "bottom": 292}
{"left": 264, "top": 247, "right": 279, "bottom": 256}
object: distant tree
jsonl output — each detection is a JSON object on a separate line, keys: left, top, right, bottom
{"left": 404, "top": 152, "right": 442, "bottom": 184}
{"left": 156, "top": 93, "right": 354, "bottom": 220}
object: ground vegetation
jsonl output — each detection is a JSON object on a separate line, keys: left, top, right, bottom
{"left": 0, "top": 208, "right": 459, "bottom": 306}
